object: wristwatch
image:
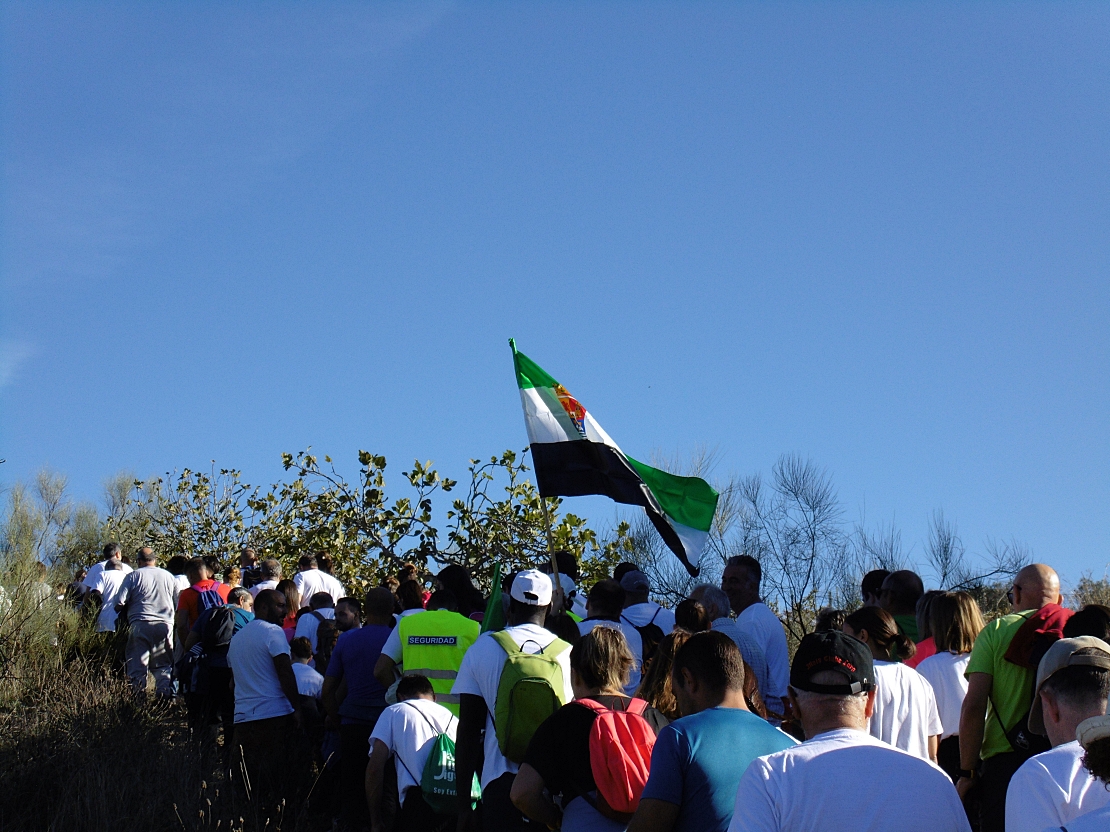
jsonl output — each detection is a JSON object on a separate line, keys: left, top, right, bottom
{"left": 957, "top": 768, "right": 977, "bottom": 781}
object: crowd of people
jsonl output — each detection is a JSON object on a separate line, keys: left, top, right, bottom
{"left": 56, "top": 543, "right": 1110, "bottom": 832}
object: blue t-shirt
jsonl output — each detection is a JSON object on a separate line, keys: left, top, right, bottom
{"left": 326, "top": 624, "right": 392, "bottom": 722}
{"left": 641, "top": 706, "right": 797, "bottom": 832}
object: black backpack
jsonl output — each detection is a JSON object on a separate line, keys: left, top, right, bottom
{"left": 201, "top": 606, "right": 238, "bottom": 652}
{"left": 622, "top": 608, "right": 665, "bottom": 676}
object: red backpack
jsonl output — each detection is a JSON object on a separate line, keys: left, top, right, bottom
{"left": 575, "top": 697, "right": 656, "bottom": 822}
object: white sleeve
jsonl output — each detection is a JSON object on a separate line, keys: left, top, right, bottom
{"left": 728, "top": 760, "right": 779, "bottom": 832}
{"left": 451, "top": 637, "right": 488, "bottom": 698}
{"left": 1005, "top": 761, "right": 1058, "bottom": 832}
{"left": 115, "top": 574, "right": 133, "bottom": 606}
{"left": 369, "top": 707, "right": 398, "bottom": 754}
{"left": 382, "top": 623, "right": 404, "bottom": 663}
{"left": 268, "top": 625, "right": 292, "bottom": 658}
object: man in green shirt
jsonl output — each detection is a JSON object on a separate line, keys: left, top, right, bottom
{"left": 958, "top": 564, "right": 1064, "bottom": 832}
{"left": 880, "top": 570, "right": 925, "bottom": 643}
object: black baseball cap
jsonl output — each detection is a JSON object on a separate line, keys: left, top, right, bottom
{"left": 790, "top": 631, "right": 876, "bottom": 695}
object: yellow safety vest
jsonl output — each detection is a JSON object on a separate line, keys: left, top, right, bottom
{"left": 398, "top": 610, "right": 480, "bottom": 716}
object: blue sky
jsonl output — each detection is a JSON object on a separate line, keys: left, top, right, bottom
{"left": 2, "top": 2, "right": 1107, "bottom": 588}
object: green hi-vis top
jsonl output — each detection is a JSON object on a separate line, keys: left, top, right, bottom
{"left": 399, "top": 610, "right": 480, "bottom": 716}
{"left": 510, "top": 339, "right": 719, "bottom": 575}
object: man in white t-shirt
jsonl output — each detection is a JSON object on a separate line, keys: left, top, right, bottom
{"left": 691, "top": 583, "right": 772, "bottom": 706}
{"left": 1005, "top": 637, "right": 1110, "bottom": 832}
{"left": 292, "top": 554, "right": 345, "bottom": 607}
{"left": 82, "top": 542, "right": 134, "bottom": 591}
{"left": 453, "top": 570, "right": 573, "bottom": 832}
{"left": 620, "top": 569, "right": 676, "bottom": 633}
{"left": 728, "top": 630, "right": 970, "bottom": 832}
{"left": 578, "top": 578, "right": 643, "bottom": 696}
{"left": 869, "top": 658, "right": 943, "bottom": 761}
{"left": 227, "top": 589, "right": 303, "bottom": 802}
{"left": 92, "top": 558, "right": 128, "bottom": 632}
{"left": 249, "top": 558, "right": 282, "bottom": 598}
{"left": 722, "top": 555, "right": 790, "bottom": 715}
{"left": 367, "top": 673, "right": 462, "bottom": 832}
{"left": 294, "top": 592, "right": 336, "bottom": 653}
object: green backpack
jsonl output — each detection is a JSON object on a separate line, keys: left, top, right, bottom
{"left": 398, "top": 704, "right": 481, "bottom": 815}
{"left": 490, "top": 631, "right": 571, "bottom": 763}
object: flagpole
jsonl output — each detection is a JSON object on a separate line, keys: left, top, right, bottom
{"left": 539, "top": 495, "right": 563, "bottom": 611}
{"left": 512, "top": 337, "right": 564, "bottom": 611}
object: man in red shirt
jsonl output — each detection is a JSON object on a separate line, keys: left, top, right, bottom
{"left": 174, "top": 556, "right": 231, "bottom": 647}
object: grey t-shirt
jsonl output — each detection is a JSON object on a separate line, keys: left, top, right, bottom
{"left": 116, "top": 566, "right": 180, "bottom": 624}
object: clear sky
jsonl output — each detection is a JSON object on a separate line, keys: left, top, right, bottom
{"left": 2, "top": 2, "right": 1107, "bottom": 588}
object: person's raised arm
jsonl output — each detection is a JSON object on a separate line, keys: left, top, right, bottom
{"left": 272, "top": 653, "right": 303, "bottom": 727}
{"left": 958, "top": 672, "right": 992, "bottom": 799}
{"left": 455, "top": 693, "right": 485, "bottom": 832}
{"left": 626, "top": 798, "right": 681, "bottom": 832}
{"left": 373, "top": 654, "right": 397, "bottom": 690}
{"left": 510, "top": 764, "right": 562, "bottom": 829}
{"left": 365, "top": 737, "right": 391, "bottom": 832}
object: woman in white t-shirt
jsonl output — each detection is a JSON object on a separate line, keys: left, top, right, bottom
{"left": 843, "top": 606, "right": 943, "bottom": 763}
{"left": 915, "top": 591, "right": 986, "bottom": 781}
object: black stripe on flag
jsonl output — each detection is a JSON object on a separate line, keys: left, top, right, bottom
{"left": 529, "top": 441, "right": 699, "bottom": 576}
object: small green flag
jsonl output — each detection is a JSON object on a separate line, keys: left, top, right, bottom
{"left": 481, "top": 563, "right": 505, "bottom": 634}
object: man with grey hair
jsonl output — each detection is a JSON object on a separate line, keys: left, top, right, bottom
{"left": 728, "top": 631, "right": 970, "bottom": 832}
{"left": 249, "top": 558, "right": 282, "bottom": 598}
{"left": 690, "top": 584, "right": 770, "bottom": 707}
{"left": 115, "top": 547, "right": 179, "bottom": 695}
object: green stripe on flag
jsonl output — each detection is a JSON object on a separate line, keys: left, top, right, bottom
{"left": 511, "top": 340, "right": 560, "bottom": 390}
{"left": 626, "top": 457, "right": 719, "bottom": 533}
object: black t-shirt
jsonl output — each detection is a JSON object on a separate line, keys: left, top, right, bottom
{"left": 522, "top": 695, "right": 670, "bottom": 804}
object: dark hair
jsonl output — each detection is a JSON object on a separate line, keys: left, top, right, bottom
{"left": 398, "top": 562, "right": 419, "bottom": 583}
{"left": 672, "top": 631, "right": 746, "bottom": 693}
{"left": 571, "top": 626, "right": 634, "bottom": 692}
{"left": 310, "top": 592, "right": 334, "bottom": 610}
{"left": 540, "top": 551, "right": 582, "bottom": 583}
{"left": 1085, "top": 737, "right": 1110, "bottom": 784}
{"left": 861, "top": 569, "right": 890, "bottom": 600}
{"left": 397, "top": 580, "right": 425, "bottom": 611}
{"left": 1041, "top": 647, "right": 1110, "bottom": 710}
{"left": 427, "top": 589, "right": 458, "bottom": 612}
{"left": 587, "top": 579, "right": 625, "bottom": 619}
{"left": 298, "top": 554, "right": 318, "bottom": 570}
{"left": 228, "top": 587, "right": 252, "bottom": 606}
{"left": 167, "top": 555, "right": 189, "bottom": 576}
{"left": 317, "top": 554, "right": 334, "bottom": 574}
{"left": 635, "top": 629, "right": 692, "bottom": 720}
{"left": 1064, "top": 606, "right": 1110, "bottom": 641}
{"left": 675, "top": 599, "right": 712, "bottom": 633}
{"left": 290, "top": 636, "right": 313, "bottom": 660}
{"left": 202, "top": 555, "right": 220, "bottom": 576}
{"left": 102, "top": 542, "right": 122, "bottom": 560}
{"left": 726, "top": 555, "right": 761, "bottom": 585}
{"left": 612, "top": 562, "right": 640, "bottom": 583}
{"left": 337, "top": 596, "right": 362, "bottom": 617}
{"left": 881, "top": 570, "right": 924, "bottom": 612}
{"left": 364, "top": 587, "right": 396, "bottom": 620}
{"left": 844, "top": 606, "right": 915, "bottom": 661}
{"left": 397, "top": 673, "right": 435, "bottom": 700}
{"left": 136, "top": 549, "right": 157, "bottom": 566}
{"left": 185, "top": 556, "right": 208, "bottom": 583}
{"left": 815, "top": 608, "right": 848, "bottom": 632}
{"left": 276, "top": 579, "right": 300, "bottom": 614}
{"left": 435, "top": 564, "right": 486, "bottom": 617}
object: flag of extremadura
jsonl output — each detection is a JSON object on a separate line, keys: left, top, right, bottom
{"left": 510, "top": 340, "right": 718, "bottom": 576}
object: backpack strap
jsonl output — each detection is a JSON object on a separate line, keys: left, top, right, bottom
{"left": 490, "top": 630, "right": 522, "bottom": 657}
{"left": 626, "top": 697, "right": 649, "bottom": 717}
{"left": 540, "top": 637, "right": 570, "bottom": 659}
{"left": 394, "top": 702, "right": 449, "bottom": 786}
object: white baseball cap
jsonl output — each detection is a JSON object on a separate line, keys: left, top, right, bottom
{"left": 511, "top": 569, "right": 553, "bottom": 606}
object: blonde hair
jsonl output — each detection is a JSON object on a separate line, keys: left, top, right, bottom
{"left": 931, "top": 591, "right": 985, "bottom": 654}
{"left": 570, "top": 625, "right": 634, "bottom": 693}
